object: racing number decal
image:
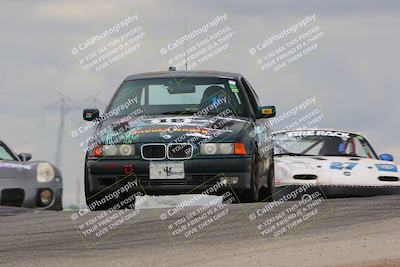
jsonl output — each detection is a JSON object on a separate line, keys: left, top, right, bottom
{"left": 330, "top": 162, "right": 358, "bottom": 170}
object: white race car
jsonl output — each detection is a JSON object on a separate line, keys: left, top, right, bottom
{"left": 272, "top": 129, "right": 400, "bottom": 197}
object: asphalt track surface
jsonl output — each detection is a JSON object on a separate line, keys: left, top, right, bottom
{"left": 0, "top": 195, "right": 399, "bottom": 267}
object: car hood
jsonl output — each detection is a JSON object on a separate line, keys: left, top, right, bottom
{"left": 0, "top": 161, "right": 39, "bottom": 179}
{"left": 97, "top": 115, "right": 250, "bottom": 144}
{"left": 275, "top": 156, "right": 399, "bottom": 172}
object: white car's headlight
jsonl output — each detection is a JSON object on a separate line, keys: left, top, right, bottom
{"left": 37, "top": 163, "right": 55, "bottom": 183}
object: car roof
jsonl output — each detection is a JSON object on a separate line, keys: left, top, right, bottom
{"left": 125, "top": 70, "right": 242, "bottom": 81}
{"left": 272, "top": 128, "right": 365, "bottom": 137}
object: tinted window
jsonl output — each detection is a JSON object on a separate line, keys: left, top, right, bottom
{"left": 107, "top": 77, "right": 249, "bottom": 117}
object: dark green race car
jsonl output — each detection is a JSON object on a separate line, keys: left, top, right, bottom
{"left": 83, "top": 70, "right": 276, "bottom": 209}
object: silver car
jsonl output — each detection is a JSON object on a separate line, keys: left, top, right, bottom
{"left": 0, "top": 141, "right": 62, "bottom": 210}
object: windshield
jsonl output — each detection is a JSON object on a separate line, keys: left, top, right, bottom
{"left": 0, "top": 143, "right": 17, "bottom": 161}
{"left": 106, "top": 77, "right": 248, "bottom": 117}
{"left": 273, "top": 130, "right": 378, "bottom": 158}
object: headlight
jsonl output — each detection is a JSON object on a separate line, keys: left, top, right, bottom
{"left": 219, "top": 143, "right": 234, "bottom": 154}
{"left": 38, "top": 189, "right": 53, "bottom": 206}
{"left": 201, "top": 143, "right": 218, "bottom": 155}
{"left": 103, "top": 145, "right": 118, "bottom": 156}
{"left": 101, "top": 144, "right": 135, "bottom": 156}
{"left": 37, "top": 163, "right": 55, "bottom": 183}
{"left": 200, "top": 143, "right": 246, "bottom": 155}
{"left": 119, "top": 144, "right": 133, "bottom": 156}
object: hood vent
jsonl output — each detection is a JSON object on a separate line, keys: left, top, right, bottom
{"left": 378, "top": 176, "right": 399, "bottom": 182}
{"left": 293, "top": 175, "right": 318, "bottom": 180}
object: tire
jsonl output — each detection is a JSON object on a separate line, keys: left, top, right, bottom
{"left": 256, "top": 162, "right": 275, "bottom": 202}
{"left": 48, "top": 193, "right": 63, "bottom": 211}
{"left": 84, "top": 161, "right": 93, "bottom": 208}
{"left": 265, "top": 163, "right": 275, "bottom": 201}
{"left": 237, "top": 153, "right": 259, "bottom": 203}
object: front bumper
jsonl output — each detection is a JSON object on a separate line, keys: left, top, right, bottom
{"left": 276, "top": 184, "right": 400, "bottom": 198}
{"left": 318, "top": 185, "right": 400, "bottom": 197}
{"left": 0, "top": 177, "right": 63, "bottom": 210}
{"left": 86, "top": 156, "right": 253, "bottom": 196}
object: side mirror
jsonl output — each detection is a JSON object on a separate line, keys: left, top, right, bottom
{"left": 257, "top": 105, "right": 276, "bottom": 119}
{"left": 83, "top": 109, "right": 99, "bottom": 121}
{"left": 379, "top": 154, "right": 394, "bottom": 162}
{"left": 18, "top": 153, "right": 32, "bottom": 161}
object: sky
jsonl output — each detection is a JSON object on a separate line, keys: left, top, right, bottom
{"left": 0, "top": 1, "right": 399, "bottom": 207}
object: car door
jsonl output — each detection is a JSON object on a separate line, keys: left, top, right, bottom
{"left": 241, "top": 78, "right": 273, "bottom": 182}
{"left": 241, "top": 78, "right": 272, "bottom": 156}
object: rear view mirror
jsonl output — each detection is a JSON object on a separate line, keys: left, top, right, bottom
{"left": 257, "top": 105, "right": 276, "bottom": 119}
{"left": 18, "top": 153, "right": 32, "bottom": 161}
{"left": 83, "top": 109, "right": 99, "bottom": 121}
{"left": 379, "top": 154, "right": 394, "bottom": 162}
{"left": 167, "top": 83, "right": 196, "bottom": 94}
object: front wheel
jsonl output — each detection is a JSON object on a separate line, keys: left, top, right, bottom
{"left": 236, "top": 154, "right": 259, "bottom": 203}
{"left": 266, "top": 163, "right": 275, "bottom": 201}
{"left": 258, "top": 162, "right": 275, "bottom": 202}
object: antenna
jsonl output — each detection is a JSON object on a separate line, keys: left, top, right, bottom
{"left": 185, "top": 17, "right": 188, "bottom": 70}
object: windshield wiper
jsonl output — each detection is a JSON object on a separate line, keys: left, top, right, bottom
{"left": 324, "top": 154, "right": 364, "bottom": 158}
{"left": 275, "top": 153, "right": 315, "bottom": 157}
{"left": 162, "top": 110, "right": 196, "bottom": 115}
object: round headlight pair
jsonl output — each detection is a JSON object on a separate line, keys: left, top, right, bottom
{"left": 202, "top": 143, "right": 217, "bottom": 155}
{"left": 200, "top": 143, "right": 235, "bottom": 155}
{"left": 103, "top": 144, "right": 135, "bottom": 156}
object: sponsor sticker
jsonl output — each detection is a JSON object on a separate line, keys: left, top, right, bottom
{"left": 375, "top": 164, "right": 398, "bottom": 172}
{"left": 131, "top": 128, "right": 209, "bottom": 135}
{"left": 0, "top": 162, "right": 32, "bottom": 170}
{"left": 228, "top": 80, "right": 239, "bottom": 93}
{"left": 330, "top": 162, "right": 358, "bottom": 170}
{"left": 287, "top": 130, "right": 350, "bottom": 139}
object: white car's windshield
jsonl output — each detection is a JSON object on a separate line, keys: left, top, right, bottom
{"left": 273, "top": 130, "right": 378, "bottom": 159}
